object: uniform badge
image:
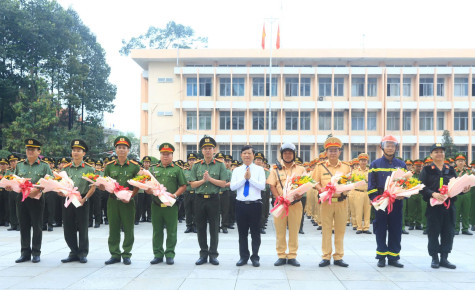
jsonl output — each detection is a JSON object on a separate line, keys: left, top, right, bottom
{"left": 28, "top": 140, "right": 33, "bottom": 145}
{"left": 74, "top": 141, "right": 79, "bottom": 145}
{"left": 205, "top": 138, "right": 210, "bottom": 142}
{"left": 120, "top": 138, "right": 125, "bottom": 141}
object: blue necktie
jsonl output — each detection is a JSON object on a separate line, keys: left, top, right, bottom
{"left": 244, "top": 166, "right": 250, "bottom": 197}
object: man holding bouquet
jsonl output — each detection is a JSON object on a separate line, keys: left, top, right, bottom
{"left": 353, "top": 153, "right": 371, "bottom": 234}
{"left": 368, "top": 135, "right": 406, "bottom": 268}
{"left": 148, "top": 143, "right": 187, "bottom": 265}
{"left": 61, "top": 139, "right": 96, "bottom": 263}
{"left": 312, "top": 137, "right": 351, "bottom": 267}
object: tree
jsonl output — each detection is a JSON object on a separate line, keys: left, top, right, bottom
{"left": 119, "top": 21, "right": 208, "bottom": 56}
{"left": 442, "top": 130, "right": 458, "bottom": 159}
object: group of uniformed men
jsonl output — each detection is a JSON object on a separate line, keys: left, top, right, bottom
{"left": 0, "top": 134, "right": 474, "bottom": 269}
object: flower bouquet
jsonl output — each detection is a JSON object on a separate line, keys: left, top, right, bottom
{"left": 319, "top": 172, "right": 366, "bottom": 204}
{"left": 82, "top": 172, "right": 100, "bottom": 182}
{"left": 83, "top": 175, "right": 132, "bottom": 202}
{"left": 430, "top": 174, "right": 475, "bottom": 208}
{"left": 127, "top": 170, "right": 175, "bottom": 206}
{"left": 0, "top": 174, "right": 36, "bottom": 201}
{"left": 36, "top": 171, "right": 82, "bottom": 208}
{"left": 372, "top": 169, "right": 424, "bottom": 213}
{"left": 271, "top": 174, "right": 317, "bottom": 218}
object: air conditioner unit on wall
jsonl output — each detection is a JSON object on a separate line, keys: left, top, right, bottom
{"left": 318, "top": 97, "right": 324, "bottom": 101}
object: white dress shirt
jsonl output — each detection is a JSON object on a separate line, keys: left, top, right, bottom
{"left": 230, "top": 163, "right": 266, "bottom": 201}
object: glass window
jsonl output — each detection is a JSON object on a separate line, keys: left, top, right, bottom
{"left": 219, "top": 145, "right": 230, "bottom": 156}
{"left": 199, "top": 111, "right": 212, "bottom": 130}
{"left": 472, "top": 78, "right": 475, "bottom": 97}
{"left": 402, "top": 78, "right": 411, "bottom": 96}
{"left": 220, "top": 111, "right": 231, "bottom": 130}
{"left": 187, "top": 111, "right": 197, "bottom": 130}
{"left": 220, "top": 77, "right": 244, "bottom": 96}
{"left": 285, "top": 78, "right": 299, "bottom": 96}
{"left": 402, "top": 145, "right": 412, "bottom": 160}
{"left": 351, "top": 144, "right": 365, "bottom": 159}
{"left": 367, "top": 78, "right": 377, "bottom": 97}
{"left": 437, "top": 111, "right": 444, "bottom": 131}
{"left": 334, "top": 77, "right": 344, "bottom": 97}
{"left": 220, "top": 78, "right": 232, "bottom": 96}
{"left": 368, "top": 146, "right": 377, "bottom": 162}
{"left": 387, "top": 111, "right": 400, "bottom": 131}
{"left": 300, "top": 78, "right": 311, "bottom": 97}
{"left": 351, "top": 78, "right": 365, "bottom": 96}
{"left": 388, "top": 78, "right": 411, "bottom": 97}
{"left": 252, "top": 111, "right": 277, "bottom": 130}
{"left": 437, "top": 78, "right": 444, "bottom": 97}
{"left": 367, "top": 112, "right": 377, "bottom": 131}
{"left": 419, "top": 78, "right": 433, "bottom": 97}
{"left": 286, "top": 112, "right": 299, "bottom": 130}
{"left": 419, "top": 112, "right": 433, "bottom": 131}
{"left": 403, "top": 111, "right": 411, "bottom": 131}
{"left": 352, "top": 111, "right": 365, "bottom": 131}
{"left": 232, "top": 111, "right": 245, "bottom": 130}
{"left": 300, "top": 112, "right": 311, "bottom": 130}
{"left": 319, "top": 111, "right": 331, "bottom": 130}
{"left": 319, "top": 77, "right": 331, "bottom": 97}
{"left": 299, "top": 145, "right": 311, "bottom": 162}
{"left": 455, "top": 145, "right": 468, "bottom": 156}
{"left": 334, "top": 111, "right": 344, "bottom": 131}
{"left": 253, "top": 77, "right": 277, "bottom": 97}
{"left": 454, "top": 78, "right": 468, "bottom": 97}
{"left": 187, "top": 145, "right": 197, "bottom": 155}
{"left": 187, "top": 78, "right": 212, "bottom": 96}
{"left": 419, "top": 146, "right": 432, "bottom": 159}
{"left": 454, "top": 112, "right": 468, "bottom": 131}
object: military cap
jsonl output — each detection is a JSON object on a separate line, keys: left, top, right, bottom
{"left": 449, "top": 158, "right": 455, "bottom": 163}
{"left": 324, "top": 137, "right": 342, "bottom": 149}
{"left": 231, "top": 160, "right": 239, "bottom": 166}
{"left": 20, "top": 158, "right": 26, "bottom": 162}
{"left": 396, "top": 156, "right": 403, "bottom": 160}
{"left": 413, "top": 159, "right": 423, "bottom": 165}
{"left": 215, "top": 152, "right": 225, "bottom": 159}
{"left": 95, "top": 160, "right": 103, "bottom": 166}
{"left": 71, "top": 139, "right": 88, "bottom": 152}
{"left": 424, "top": 157, "right": 433, "bottom": 163}
{"left": 238, "top": 161, "right": 243, "bottom": 166}
{"left": 187, "top": 153, "right": 197, "bottom": 160}
{"left": 159, "top": 143, "right": 175, "bottom": 153}
{"left": 60, "top": 157, "right": 70, "bottom": 164}
{"left": 295, "top": 157, "right": 303, "bottom": 165}
{"left": 199, "top": 136, "right": 216, "bottom": 148}
{"left": 319, "top": 152, "right": 327, "bottom": 159}
{"left": 470, "top": 160, "right": 475, "bottom": 166}
{"left": 444, "top": 159, "right": 450, "bottom": 164}
{"left": 0, "top": 158, "right": 8, "bottom": 165}
{"left": 114, "top": 136, "right": 131, "bottom": 148}
{"left": 430, "top": 143, "right": 445, "bottom": 153}
{"left": 263, "top": 158, "right": 268, "bottom": 164}
{"left": 25, "top": 138, "right": 42, "bottom": 148}
{"left": 42, "top": 157, "right": 52, "bottom": 164}
{"left": 224, "top": 154, "right": 233, "bottom": 161}
{"left": 255, "top": 152, "right": 265, "bottom": 160}
{"left": 455, "top": 153, "right": 466, "bottom": 160}
{"left": 103, "top": 157, "right": 110, "bottom": 163}
{"left": 142, "top": 156, "right": 152, "bottom": 162}
{"left": 8, "top": 154, "right": 19, "bottom": 162}
{"left": 405, "top": 159, "right": 413, "bottom": 165}
{"left": 358, "top": 153, "right": 369, "bottom": 160}
{"left": 352, "top": 158, "right": 359, "bottom": 165}
{"left": 110, "top": 155, "right": 117, "bottom": 161}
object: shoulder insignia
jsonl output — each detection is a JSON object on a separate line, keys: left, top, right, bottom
{"left": 342, "top": 161, "right": 350, "bottom": 166}
{"left": 264, "top": 168, "right": 270, "bottom": 172}
{"left": 106, "top": 160, "right": 115, "bottom": 165}
{"left": 130, "top": 160, "right": 139, "bottom": 166}
{"left": 431, "top": 165, "right": 435, "bottom": 170}
{"left": 215, "top": 159, "right": 223, "bottom": 163}
{"left": 272, "top": 165, "right": 278, "bottom": 169}
{"left": 63, "top": 163, "right": 72, "bottom": 168}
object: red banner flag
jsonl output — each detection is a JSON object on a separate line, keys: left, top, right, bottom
{"left": 261, "top": 24, "right": 266, "bottom": 49}
{"left": 276, "top": 24, "right": 280, "bottom": 49}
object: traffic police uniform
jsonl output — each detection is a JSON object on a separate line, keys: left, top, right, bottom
{"left": 453, "top": 154, "right": 473, "bottom": 235}
{"left": 352, "top": 153, "right": 371, "bottom": 233}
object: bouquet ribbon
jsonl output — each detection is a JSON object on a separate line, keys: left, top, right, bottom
{"left": 270, "top": 196, "right": 291, "bottom": 217}
{"left": 373, "top": 190, "right": 396, "bottom": 214}
{"left": 114, "top": 183, "right": 129, "bottom": 193}
{"left": 20, "top": 180, "right": 33, "bottom": 202}
{"left": 439, "top": 185, "right": 450, "bottom": 209}
{"left": 320, "top": 184, "right": 336, "bottom": 204}
{"left": 64, "top": 187, "right": 81, "bottom": 208}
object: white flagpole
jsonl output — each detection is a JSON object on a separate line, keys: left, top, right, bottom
{"left": 265, "top": 17, "right": 278, "bottom": 163}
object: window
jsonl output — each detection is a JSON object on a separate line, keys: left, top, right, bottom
{"left": 367, "top": 78, "right": 377, "bottom": 97}
{"left": 319, "top": 111, "right": 331, "bottom": 130}
{"left": 232, "top": 111, "right": 245, "bottom": 130}
{"left": 319, "top": 77, "right": 331, "bottom": 97}
{"left": 299, "top": 145, "right": 311, "bottom": 162}
{"left": 187, "top": 145, "right": 196, "bottom": 155}
{"left": 334, "top": 77, "right": 344, "bottom": 97}
{"left": 387, "top": 111, "right": 400, "bottom": 131}
{"left": 199, "top": 111, "right": 212, "bottom": 130}
{"left": 368, "top": 146, "right": 377, "bottom": 162}
{"left": 367, "top": 112, "right": 377, "bottom": 131}
{"left": 351, "top": 111, "right": 365, "bottom": 131}
{"left": 419, "top": 146, "right": 432, "bottom": 159}
{"left": 220, "top": 111, "right": 231, "bottom": 130}
{"left": 454, "top": 112, "right": 468, "bottom": 131}
{"left": 455, "top": 145, "right": 468, "bottom": 156}
{"left": 402, "top": 145, "right": 412, "bottom": 160}
{"left": 437, "top": 111, "right": 445, "bottom": 130}
{"left": 253, "top": 77, "right": 277, "bottom": 96}
{"left": 252, "top": 111, "right": 277, "bottom": 130}
{"left": 300, "top": 78, "right": 311, "bottom": 96}
{"left": 437, "top": 78, "right": 444, "bottom": 96}
{"left": 187, "top": 78, "right": 212, "bottom": 96}
{"left": 351, "top": 78, "right": 365, "bottom": 96}
{"left": 351, "top": 144, "right": 365, "bottom": 159}
{"left": 285, "top": 78, "right": 299, "bottom": 96}
{"left": 419, "top": 112, "right": 433, "bottom": 131}
{"left": 334, "top": 111, "right": 344, "bottom": 131}
{"left": 286, "top": 112, "right": 299, "bottom": 130}
{"left": 388, "top": 78, "right": 411, "bottom": 97}
{"left": 220, "top": 77, "right": 244, "bottom": 96}
{"left": 403, "top": 111, "right": 411, "bottom": 131}
{"left": 300, "top": 112, "right": 311, "bottom": 130}
{"left": 419, "top": 78, "right": 433, "bottom": 97}
{"left": 454, "top": 78, "right": 468, "bottom": 97}
{"left": 402, "top": 78, "right": 411, "bottom": 96}
{"left": 187, "top": 112, "right": 197, "bottom": 130}
{"left": 472, "top": 78, "right": 475, "bottom": 96}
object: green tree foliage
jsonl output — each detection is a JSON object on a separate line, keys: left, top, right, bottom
{"left": 0, "top": 0, "right": 116, "bottom": 159}
{"left": 119, "top": 21, "right": 208, "bottom": 56}
{"left": 442, "top": 130, "right": 457, "bottom": 158}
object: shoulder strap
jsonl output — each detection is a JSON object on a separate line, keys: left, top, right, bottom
{"left": 320, "top": 163, "right": 333, "bottom": 177}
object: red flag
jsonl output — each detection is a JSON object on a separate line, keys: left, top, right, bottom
{"left": 276, "top": 24, "right": 280, "bottom": 49}
{"left": 261, "top": 24, "right": 266, "bottom": 49}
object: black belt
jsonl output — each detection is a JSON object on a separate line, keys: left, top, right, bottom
{"left": 196, "top": 194, "right": 218, "bottom": 199}
{"left": 237, "top": 199, "right": 262, "bottom": 205}
{"left": 355, "top": 189, "right": 365, "bottom": 192}
{"left": 187, "top": 190, "right": 195, "bottom": 194}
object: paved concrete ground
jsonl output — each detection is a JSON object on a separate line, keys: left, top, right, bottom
{"left": 0, "top": 215, "right": 474, "bottom": 290}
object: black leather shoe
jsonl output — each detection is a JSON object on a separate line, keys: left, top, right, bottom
{"left": 104, "top": 257, "right": 121, "bottom": 265}
{"left": 32, "top": 255, "right": 40, "bottom": 263}
{"left": 221, "top": 227, "right": 228, "bottom": 234}
{"left": 104, "top": 220, "right": 109, "bottom": 225}
{"left": 150, "top": 257, "right": 163, "bottom": 264}
{"left": 440, "top": 253, "right": 456, "bottom": 269}
{"left": 402, "top": 230, "right": 409, "bottom": 234}
{"left": 236, "top": 258, "right": 248, "bottom": 266}
{"left": 388, "top": 260, "right": 404, "bottom": 268}
{"left": 260, "top": 228, "right": 266, "bottom": 234}
{"left": 377, "top": 259, "right": 386, "bottom": 267}
{"left": 146, "top": 218, "right": 152, "bottom": 222}
{"left": 94, "top": 223, "right": 100, "bottom": 228}
{"left": 363, "top": 230, "right": 372, "bottom": 234}
{"left": 184, "top": 227, "right": 193, "bottom": 233}
{"left": 209, "top": 257, "right": 219, "bottom": 265}
{"left": 416, "top": 225, "right": 423, "bottom": 230}
{"left": 88, "top": 222, "right": 93, "bottom": 228}
{"left": 431, "top": 255, "right": 440, "bottom": 269}
{"left": 15, "top": 256, "right": 31, "bottom": 263}
{"left": 61, "top": 256, "right": 79, "bottom": 263}
{"left": 47, "top": 225, "right": 53, "bottom": 231}
{"left": 195, "top": 257, "right": 207, "bottom": 265}
{"left": 472, "top": 225, "right": 475, "bottom": 231}
{"left": 299, "top": 229, "right": 305, "bottom": 234}
{"left": 287, "top": 259, "right": 300, "bottom": 267}
{"left": 7, "top": 226, "right": 17, "bottom": 231}
{"left": 193, "top": 226, "right": 197, "bottom": 233}
{"left": 42, "top": 225, "right": 47, "bottom": 231}
{"left": 227, "top": 225, "right": 235, "bottom": 229}
{"left": 319, "top": 259, "right": 330, "bottom": 267}
{"left": 346, "top": 222, "right": 350, "bottom": 226}
{"left": 123, "top": 257, "right": 131, "bottom": 265}
{"left": 356, "top": 230, "right": 363, "bottom": 234}
{"left": 352, "top": 227, "right": 357, "bottom": 230}
{"left": 317, "top": 226, "right": 322, "bottom": 230}
{"left": 166, "top": 257, "right": 174, "bottom": 265}
{"left": 251, "top": 259, "right": 260, "bottom": 267}
{"left": 408, "top": 226, "right": 414, "bottom": 230}
{"left": 134, "top": 221, "right": 139, "bottom": 225}
{"left": 454, "top": 231, "right": 459, "bottom": 235}
{"left": 334, "top": 259, "right": 349, "bottom": 267}
{"left": 274, "top": 258, "right": 286, "bottom": 266}
{"left": 140, "top": 218, "right": 146, "bottom": 222}
{"left": 462, "top": 230, "right": 473, "bottom": 235}
{"left": 423, "top": 230, "right": 427, "bottom": 235}
{"left": 79, "top": 257, "right": 87, "bottom": 263}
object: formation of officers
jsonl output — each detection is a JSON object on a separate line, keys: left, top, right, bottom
{"left": 0, "top": 134, "right": 474, "bottom": 270}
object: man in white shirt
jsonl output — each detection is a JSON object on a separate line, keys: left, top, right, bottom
{"left": 230, "top": 145, "right": 266, "bottom": 267}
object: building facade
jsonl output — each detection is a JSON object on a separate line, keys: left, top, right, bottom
{"left": 132, "top": 49, "right": 475, "bottom": 162}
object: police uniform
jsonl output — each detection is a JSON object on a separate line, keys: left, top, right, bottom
{"left": 88, "top": 160, "right": 104, "bottom": 228}
{"left": 352, "top": 153, "right": 371, "bottom": 233}
{"left": 104, "top": 136, "right": 140, "bottom": 265}
{"left": 14, "top": 139, "right": 53, "bottom": 263}
{"left": 101, "top": 157, "right": 110, "bottom": 224}
{"left": 215, "top": 152, "right": 231, "bottom": 233}
{"left": 6, "top": 154, "right": 20, "bottom": 231}
{"left": 61, "top": 139, "right": 96, "bottom": 262}
{"left": 190, "top": 137, "right": 227, "bottom": 265}
{"left": 55, "top": 157, "right": 71, "bottom": 227}
{"left": 453, "top": 154, "right": 473, "bottom": 235}
{"left": 255, "top": 152, "right": 270, "bottom": 234}
{"left": 41, "top": 157, "right": 56, "bottom": 231}
{"left": 229, "top": 160, "right": 239, "bottom": 227}
{"left": 184, "top": 153, "right": 197, "bottom": 233}
{"left": 149, "top": 143, "right": 187, "bottom": 265}
{"left": 0, "top": 157, "right": 10, "bottom": 226}
{"left": 312, "top": 138, "right": 351, "bottom": 267}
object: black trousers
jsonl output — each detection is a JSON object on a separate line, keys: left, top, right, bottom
{"left": 54, "top": 192, "right": 63, "bottom": 225}
{"left": 88, "top": 190, "right": 102, "bottom": 225}
{"left": 195, "top": 194, "right": 220, "bottom": 258}
{"left": 141, "top": 193, "right": 151, "bottom": 220}
{"left": 63, "top": 198, "right": 89, "bottom": 257}
{"left": 184, "top": 191, "right": 195, "bottom": 227}
{"left": 229, "top": 192, "right": 237, "bottom": 224}
{"left": 18, "top": 195, "right": 45, "bottom": 257}
{"left": 134, "top": 192, "right": 144, "bottom": 222}
{"left": 300, "top": 196, "right": 307, "bottom": 231}
{"left": 177, "top": 195, "right": 185, "bottom": 221}
{"left": 101, "top": 191, "right": 109, "bottom": 221}
{"left": 219, "top": 190, "right": 230, "bottom": 227}
{"left": 8, "top": 191, "right": 19, "bottom": 227}
{"left": 373, "top": 200, "right": 403, "bottom": 261}
{"left": 43, "top": 191, "right": 56, "bottom": 226}
{"left": 426, "top": 205, "right": 455, "bottom": 256}
{"left": 0, "top": 189, "right": 9, "bottom": 223}
{"left": 236, "top": 200, "right": 262, "bottom": 261}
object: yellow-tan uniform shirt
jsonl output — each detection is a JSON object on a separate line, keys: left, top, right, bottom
{"left": 267, "top": 163, "right": 306, "bottom": 197}
{"left": 312, "top": 160, "right": 351, "bottom": 191}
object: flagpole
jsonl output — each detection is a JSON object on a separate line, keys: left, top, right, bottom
{"left": 265, "top": 17, "right": 278, "bottom": 164}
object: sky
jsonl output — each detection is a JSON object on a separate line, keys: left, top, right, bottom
{"left": 56, "top": 0, "right": 475, "bottom": 136}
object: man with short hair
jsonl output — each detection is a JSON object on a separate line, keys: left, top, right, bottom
{"left": 6, "top": 154, "right": 20, "bottom": 231}
{"left": 184, "top": 153, "right": 197, "bottom": 233}
{"left": 353, "top": 153, "right": 371, "bottom": 234}
{"left": 453, "top": 154, "right": 473, "bottom": 235}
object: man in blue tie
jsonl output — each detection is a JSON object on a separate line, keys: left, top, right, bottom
{"left": 230, "top": 145, "right": 266, "bottom": 267}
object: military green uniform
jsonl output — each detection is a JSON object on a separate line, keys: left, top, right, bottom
{"left": 0, "top": 165, "right": 9, "bottom": 226}
{"left": 219, "top": 168, "right": 232, "bottom": 229}
{"left": 89, "top": 164, "right": 104, "bottom": 227}
{"left": 454, "top": 167, "right": 472, "bottom": 233}
{"left": 62, "top": 161, "right": 95, "bottom": 258}
{"left": 15, "top": 158, "right": 52, "bottom": 258}
{"left": 150, "top": 162, "right": 187, "bottom": 258}
{"left": 183, "top": 168, "right": 196, "bottom": 230}
{"left": 260, "top": 169, "right": 271, "bottom": 230}
{"left": 407, "top": 172, "right": 424, "bottom": 229}
{"left": 190, "top": 158, "right": 227, "bottom": 259}
{"left": 104, "top": 158, "right": 140, "bottom": 259}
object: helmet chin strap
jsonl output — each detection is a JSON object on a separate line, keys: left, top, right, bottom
{"left": 382, "top": 148, "right": 396, "bottom": 158}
